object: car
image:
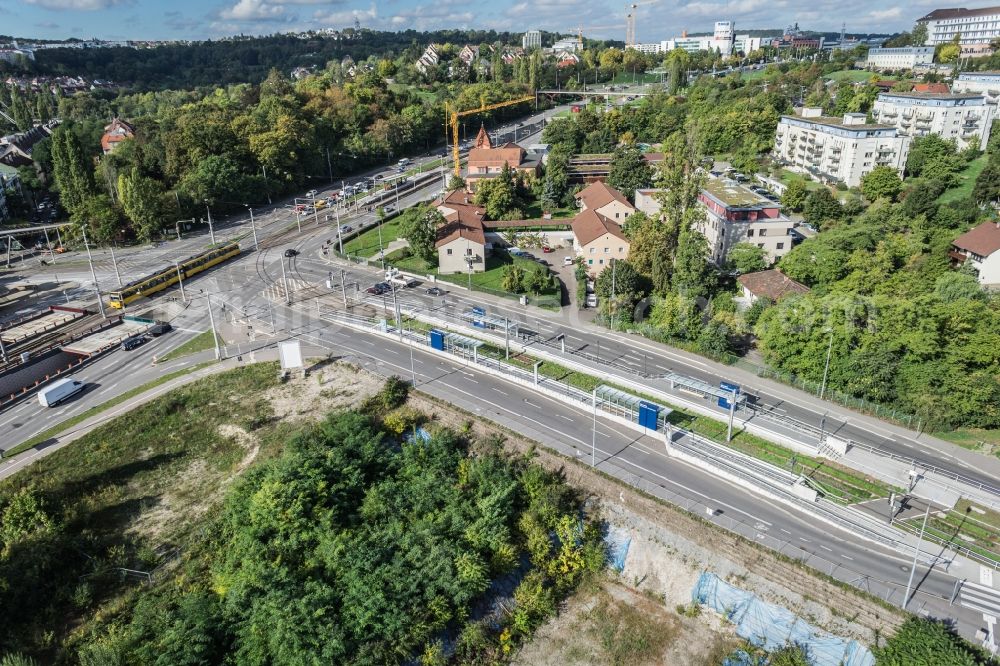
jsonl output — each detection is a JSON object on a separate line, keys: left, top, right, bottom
{"left": 365, "top": 285, "right": 382, "bottom": 294}
{"left": 283, "top": 248, "right": 299, "bottom": 258}
{"left": 294, "top": 204, "right": 307, "bottom": 212}
{"left": 121, "top": 335, "right": 148, "bottom": 351}
{"left": 148, "top": 322, "right": 172, "bottom": 336}
{"left": 374, "top": 174, "right": 384, "bottom": 181}
{"left": 338, "top": 225, "right": 353, "bottom": 234}
{"left": 563, "top": 256, "right": 575, "bottom": 266}
{"left": 306, "top": 189, "right": 318, "bottom": 197}
{"left": 542, "top": 246, "right": 554, "bottom": 253}
{"left": 426, "top": 287, "right": 445, "bottom": 296}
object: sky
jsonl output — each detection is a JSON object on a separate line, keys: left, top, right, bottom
{"left": 0, "top": 0, "right": 948, "bottom": 43}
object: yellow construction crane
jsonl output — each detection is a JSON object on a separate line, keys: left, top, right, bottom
{"left": 445, "top": 95, "right": 535, "bottom": 176}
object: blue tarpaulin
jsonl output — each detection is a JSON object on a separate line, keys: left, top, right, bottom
{"left": 604, "top": 527, "right": 632, "bottom": 572}
{"left": 692, "top": 572, "right": 875, "bottom": 666}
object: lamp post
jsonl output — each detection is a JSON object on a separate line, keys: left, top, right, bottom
{"left": 174, "top": 261, "right": 186, "bottom": 303}
{"left": 80, "top": 226, "right": 106, "bottom": 319}
{"left": 819, "top": 327, "right": 834, "bottom": 400}
{"left": 245, "top": 205, "right": 259, "bottom": 251}
{"left": 206, "top": 295, "right": 221, "bottom": 360}
{"left": 903, "top": 501, "right": 932, "bottom": 610}
{"left": 204, "top": 201, "right": 216, "bottom": 245}
{"left": 311, "top": 192, "right": 320, "bottom": 227}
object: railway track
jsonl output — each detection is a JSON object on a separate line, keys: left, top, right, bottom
{"left": 0, "top": 313, "right": 103, "bottom": 374}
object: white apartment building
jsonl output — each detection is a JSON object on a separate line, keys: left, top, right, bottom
{"left": 918, "top": 6, "right": 1000, "bottom": 46}
{"left": 952, "top": 71, "right": 1000, "bottom": 104}
{"left": 551, "top": 38, "right": 580, "bottom": 53}
{"left": 636, "top": 181, "right": 794, "bottom": 264}
{"left": 871, "top": 92, "right": 995, "bottom": 151}
{"left": 773, "top": 109, "right": 910, "bottom": 188}
{"left": 522, "top": 30, "right": 542, "bottom": 50}
{"left": 660, "top": 21, "right": 761, "bottom": 57}
{"left": 865, "top": 46, "right": 935, "bottom": 70}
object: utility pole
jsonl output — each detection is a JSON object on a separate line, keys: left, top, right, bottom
{"left": 174, "top": 261, "right": 186, "bottom": 303}
{"left": 610, "top": 258, "right": 617, "bottom": 329}
{"left": 261, "top": 164, "right": 272, "bottom": 204}
{"left": 245, "top": 206, "right": 259, "bottom": 251}
{"left": 504, "top": 316, "right": 510, "bottom": 359}
{"left": 820, "top": 327, "right": 834, "bottom": 399}
{"left": 410, "top": 346, "right": 417, "bottom": 387}
{"left": 81, "top": 226, "right": 106, "bottom": 319}
{"left": 43, "top": 228, "right": 54, "bottom": 264}
{"left": 340, "top": 269, "right": 348, "bottom": 306}
{"left": 280, "top": 256, "right": 290, "bottom": 305}
{"left": 727, "top": 387, "right": 737, "bottom": 442}
{"left": 311, "top": 192, "right": 320, "bottom": 227}
{"left": 206, "top": 295, "right": 221, "bottom": 360}
{"left": 591, "top": 388, "right": 598, "bottom": 467}
{"left": 204, "top": 202, "right": 216, "bottom": 245}
{"left": 903, "top": 501, "right": 931, "bottom": 609}
{"left": 109, "top": 244, "right": 122, "bottom": 287}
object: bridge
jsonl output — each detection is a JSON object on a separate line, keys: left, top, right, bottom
{"left": 536, "top": 89, "right": 659, "bottom": 97}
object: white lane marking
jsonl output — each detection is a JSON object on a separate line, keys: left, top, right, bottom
{"left": 492, "top": 388, "right": 508, "bottom": 396}
{"left": 820, "top": 545, "right": 833, "bottom": 552}
{"left": 558, "top": 414, "right": 574, "bottom": 421}
{"left": 841, "top": 554, "right": 854, "bottom": 560}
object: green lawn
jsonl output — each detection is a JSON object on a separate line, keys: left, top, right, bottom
{"left": 158, "top": 329, "right": 218, "bottom": 362}
{"left": 520, "top": 200, "right": 577, "bottom": 220}
{"left": 388, "top": 82, "right": 438, "bottom": 103}
{"left": 933, "top": 426, "right": 1000, "bottom": 458}
{"left": 938, "top": 155, "right": 987, "bottom": 204}
{"left": 437, "top": 252, "right": 558, "bottom": 295}
{"left": 342, "top": 219, "right": 404, "bottom": 257}
{"left": 826, "top": 70, "right": 882, "bottom": 83}
{"left": 778, "top": 168, "right": 824, "bottom": 192}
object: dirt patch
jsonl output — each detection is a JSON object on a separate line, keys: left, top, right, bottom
{"left": 514, "top": 579, "right": 737, "bottom": 666}
{"left": 261, "top": 361, "right": 383, "bottom": 422}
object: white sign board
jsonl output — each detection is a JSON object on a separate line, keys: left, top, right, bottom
{"left": 278, "top": 340, "right": 303, "bottom": 370}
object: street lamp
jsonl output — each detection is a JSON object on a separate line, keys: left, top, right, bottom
{"left": 79, "top": 225, "right": 106, "bottom": 319}
{"left": 819, "top": 327, "right": 834, "bottom": 400}
{"left": 203, "top": 200, "right": 217, "bottom": 245}
{"left": 174, "top": 261, "right": 186, "bottom": 303}
{"left": 244, "top": 205, "right": 259, "bottom": 251}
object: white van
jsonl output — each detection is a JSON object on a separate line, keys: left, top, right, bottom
{"left": 38, "top": 377, "right": 85, "bottom": 407}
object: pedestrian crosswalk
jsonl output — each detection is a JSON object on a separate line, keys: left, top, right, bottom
{"left": 262, "top": 278, "right": 315, "bottom": 302}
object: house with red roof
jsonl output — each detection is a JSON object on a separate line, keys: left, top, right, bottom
{"left": 574, "top": 180, "right": 636, "bottom": 223}
{"left": 465, "top": 126, "right": 540, "bottom": 192}
{"left": 101, "top": 117, "right": 135, "bottom": 154}
{"left": 950, "top": 221, "right": 1000, "bottom": 286}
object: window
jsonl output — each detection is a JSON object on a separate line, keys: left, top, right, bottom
{"left": 747, "top": 229, "right": 754, "bottom": 237}
{"left": 618, "top": 247, "right": 624, "bottom": 253}
{"left": 466, "top": 247, "right": 474, "bottom": 256}
{"left": 589, "top": 247, "right": 595, "bottom": 254}
{"left": 615, "top": 212, "right": 620, "bottom": 218}
{"left": 776, "top": 242, "right": 784, "bottom": 250}
{"left": 588, "top": 259, "right": 593, "bottom": 265}
{"left": 599, "top": 259, "right": 604, "bottom": 265}
{"left": 446, "top": 249, "right": 453, "bottom": 255}
{"left": 759, "top": 229, "right": 767, "bottom": 237}
{"left": 758, "top": 243, "right": 765, "bottom": 248}
{"left": 604, "top": 247, "right": 609, "bottom": 253}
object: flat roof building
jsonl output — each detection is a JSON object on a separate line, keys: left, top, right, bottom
{"left": 773, "top": 109, "right": 909, "bottom": 188}
{"left": 871, "top": 91, "right": 995, "bottom": 150}
{"left": 918, "top": 6, "right": 1000, "bottom": 46}
{"left": 866, "top": 46, "right": 935, "bottom": 71}
{"left": 952, "top": 71, "right": 1000, "bottom": 104}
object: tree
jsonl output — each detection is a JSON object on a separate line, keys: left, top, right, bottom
{"left": 727, "top": 243, "right": 768, "bottom": 274}
{"left": 9, "top": 86, "right": 32, "bottom": 131}
{"left": 539, "top": 177, "right": 558, "bottom": 213}
{"left": 401, "top": 207, "right": 441, "bottom": 263}
{"left": 802, "top": 189, "right": 842, "bottom": 227}
{"left": 860, "top": 165, "right": 903, "bottom": 202}
{"left": 874, "top": 617, "right": 993, "bottom": 666}
{"left": 672, "top": 229, "right": 713, "bottom": 299}
{"left": 973, "top": 157, "right": 1000, "bottom": 202}
{"left": 50, "top": 125, "right": 96, "bottom": 216}
{"left": 606, "top": 143, "right": 653, "bottom": 200}
{"left": 118, "top": 169, "right": 167, "bottom": 241}
{"left": 781, "top": 179, "right": 808, "bottom": 211}
{"left": 474, "top": 163, "right": 518, "bottom": 220}
{"left": 595, "top": 259, "right": 645, "bottom": 322}
{"left": 501, "top": 263, "right": 525, "bottom": 292}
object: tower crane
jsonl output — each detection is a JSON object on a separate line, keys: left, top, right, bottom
{"left": 445, "top": 95, "right": 535, "bottom": 176}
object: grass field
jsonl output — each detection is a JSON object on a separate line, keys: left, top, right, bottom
{"left": 826, "top": 70, "right": 882, "bottom": 83}
{"left": 933, "top": 426, "right": 1000, "bottom": 458}
{"left": 158, "top": 329, "right": 217, "bottom": 362}
{"left": 342, "top": 218, "right": 404, "bottom": 257}
{"left": 938, "top": 155, "right": 987, "bottom": 204}
{"left": 899, "top": 501, "right": 1000, "bottom": 565}
{"left": 436, "top": 252, "right": 559, "bottom": 295}
{"left": 388, "top": 82, "right": 438, "bottom": 103}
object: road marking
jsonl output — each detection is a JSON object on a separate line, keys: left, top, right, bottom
{"left": 491, "top": 387, "right": 508, "bottom": 396}
{"left": 841, "top": 554, "right": 854, "bottom": 560}
{"left": 820, "top": 545, "right": 833, "bottom": 552}
{"left": 780, "top": 528, "right": 792, "bottom": 535}
{"left": 558, "top": 414, "right": 573, "bottom": 421}
{"left": 799, "top": 537, "right": 810, "bottom": 542}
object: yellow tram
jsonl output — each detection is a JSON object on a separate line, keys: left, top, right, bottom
{"left": 107, "top": 242, "right": 241, "bottom": 308}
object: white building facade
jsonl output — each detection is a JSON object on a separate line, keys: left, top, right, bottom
{"left": 522, "top": 30, "right": 542, "bottom": 50}
{"left": 773, "top": 109, "right": 910, "bottom": 188}
{"left": 918, "top": 6, "right": 1000, "bottom": 46}
{"left": 865, "top": 46, "right": 935, "bottom": 70}
{"left": 952, "top": 72, "right": 1000, "bottom": 104}
{"left": 871, "top": 92, "right": 995, "bottom": 151}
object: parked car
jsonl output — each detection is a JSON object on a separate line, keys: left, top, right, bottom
{"left": 284, "top": 248, "right": 299, "bottom": 258}
{"left": 306, "top": 189, "right": 318, "bottom": 197}
{"left": 121, "top": 335, "right": 148, "bottom": 351}
{"left": 542, "top": 246, "right": 554, "bottom": 253}
{"left": 37, "top": 378, "right": 85, "bottom": 407}
{"left": 563, "top": 256, "right": 575, "bottom": 266}
{"left": 338, "top": 225, "right": 352, "bottom": 234}
{"left": 365, "top": 285, "right": 382, "bottom": 294}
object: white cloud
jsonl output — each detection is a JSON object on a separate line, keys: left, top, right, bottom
{"left": 219, "top": 0, "right": 286, "bottom": 20}
{"left": 313, "top": 1, "right": 377, "bottom": 25}
{"left": 869, "top": 7, "right": 902, "bottom": 21}
{"left": 23, "top": 0, "right": 130, "bottom": 9}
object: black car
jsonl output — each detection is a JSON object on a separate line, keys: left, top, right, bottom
{"left": 426, "top": 287, "right": 445, "bottom": 296}
{"left": 121, "top": 335, "right": 148, "bottom": 351}
{"left": 148, "top": 322, "right": 172, "bottom": 337}
{"left": 284, "top": 248, "right": 299, "bottom": 258}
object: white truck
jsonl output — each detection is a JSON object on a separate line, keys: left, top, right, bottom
{"left": 385, "top": 269, "right": 418, "bottom": 288}
{"left": 37, "top": 377, "right": 85, "bottom": 407}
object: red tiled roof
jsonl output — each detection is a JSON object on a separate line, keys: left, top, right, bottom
{"left": 952, "top": 221, "right": 1000, "bottom": 257}
{"left": 435, "top": 189, "right": 488, "bottom": 247}
{"left": 737, "top": 269, "right": 810, "bottom": 301}
{"left": 571, "top": 208, "right": 627, "bottom": 247}
{"left": 912, "top": 83, "right": 950, "bottom": 94}
{"left": 468, "top": 145, "right": 525, "bottom": 169}
{"left": 574, "top": 181, "right": 633, "bottom": 211}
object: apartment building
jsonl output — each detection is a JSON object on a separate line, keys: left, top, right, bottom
{"left": 918, "top": 6, "right": 1000, "bottom": 46}
{"left": 952, "top": 71, "right": 1000, "bottom": 104}
{"left": 773, "top": 109, "right": 910, "bottom": 188}
{"left": 871, "top": 92, "right": 995, "bottom": 150}
{"left": 522, "top": 30, "right": 542, "bottom": 50}
{"left": 637, "top": 179, "right": 794, "bottom": 265}
{"left": 865, "top": 46, "right": 935, "bottom": 70}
